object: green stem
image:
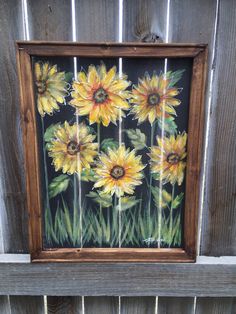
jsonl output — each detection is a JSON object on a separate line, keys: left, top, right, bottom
{"left": 41, "top": 118, "right": 50, "bottom": 211}
{"left": 169, "top": 184, "right": 175, "bottom": 247}
{"left": 147, "top": 123, "right": 155, "bottom": 237}
{"left": 73, "top": 174, "right": 78, "bottom": 243}
{"left": 97, "top": 122, "right": 101, "bottom": 151}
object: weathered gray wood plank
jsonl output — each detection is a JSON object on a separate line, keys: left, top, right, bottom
{"left": 123, "top": 0, "right": 167, "bottom": 42}
{"left": 75, "top": 0, "right": 119, "bottom": 41}
{"left": 158, "top": 297, "right": 194, "bottom": 314}
{"left": 27, "top": 1, "right": 76, "bottom": 312}
{"left": 196, "top": 297, "right": 236, "bottom": 314}
{"left": 122, "top": 1, "right": 167, "bottom": 312}
{"left": 9, "top": 296, "right": 44, "bottom": 314}
{"left": 168, "top": 1, "right": 218, "bottom": 312}
{"left": 47, "top": 296, "right": 82, "bottom": 314}
{"left": 199, "top": 0, "right": 236, "bottom": 256}
{"left": 75, "top": 1, "right": 120, "bottom": 312}
{"left": 121, "top": 297, "right": 156, "bottom": 314}
{"left": 28, "top": 0, "right": 72, "bottom": 40}
{"left": 0, "top": 263, "right": 234, "bottom": 296}
{"left": 169, "top": 0, "right": 217, "bottom": 43}
{"left": 0, "top": 296, "right": 10, "bottom": 314}
{"left": 84, "top": 297, "right": 118, "bottom": 314}
{"left": 0, "top": 0, "right": 28, "bottom": 254}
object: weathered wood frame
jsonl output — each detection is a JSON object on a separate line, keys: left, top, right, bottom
{"left": 16, "top": 42, "right": 207, "bottom": 263}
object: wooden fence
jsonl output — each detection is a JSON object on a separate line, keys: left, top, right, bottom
{"left": 0, "top": 0, "right": 235, "bottom": 313}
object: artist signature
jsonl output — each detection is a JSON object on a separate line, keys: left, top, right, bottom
{"left": 143, "top": 238, "right": 163, "bottom": 245}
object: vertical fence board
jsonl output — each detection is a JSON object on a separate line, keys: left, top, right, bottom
{"left": 75, "top": 0, "right": 119, "bottom": 312}
{"left": 200, "top": 0, "right": 236, "bottom": 256}
{"left": 158, "top": 297, "right": 194, "bottom": 314}
{"left": 9, "top": 296, "right": 44, "bottom": 314}
{"left": 123, "top": 0, "right": 166, "bottom": 42}
{"left": 196, "top": 297, "right": 236, "bottom": 314}
{"left": 47, "top": 296, "right": 82, "bottom": 314}
{"left": 27, "top": 0, "right": 78, "bottom": 311}
{"left": 84, "top": 297, "right": 118, "bottom": 314}
{"left": 75, "top": 0, "right": 118, "bottom": 42}
{"left": 169, "top": 1, "right": 236, "bottom": 312}
{"left": 0, "top": 0, "right": 44, "bottom": 311}
{"left": 0, "top": 296, "right": 11, "bottom": 314}
{"left": 121, "top": 297, "right": 155, "bottom": 314}
{"left": 122, "top": 1, "right": 166, "bottom": 312}
{"left": 0, "top": 0, "right": 28, "bottom": 254}
{"left": 28, "top": 0, "right": 72, "bottom": 40}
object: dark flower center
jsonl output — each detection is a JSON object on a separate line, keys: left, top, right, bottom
{"left": 148, "top": 93, "right": 160, "bottom": 106}
{"left": 110, "top": 165, "right": 125, "bottom": 180}
{"left": 93, "top": 88, "right": 108, "bottom": 104}
{"left": 67, "top": 141, "right": 80, "bottom": 155}
{"left": 36, "top": 80, "right": 47, "bottom": 94}
{"left": 167, "top": 153, "right": 180, "bottom": 165}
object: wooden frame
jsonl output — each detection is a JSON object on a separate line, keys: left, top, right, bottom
{"left": 16, "top": 42, "right": 207, "bottom": 263}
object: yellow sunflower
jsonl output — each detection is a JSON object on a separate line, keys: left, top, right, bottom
{"left": 48, "top": 121, "right": 98, "bottom": 174}
{"left": 130, "top": 73, "right": 181, "bottom": 124}
{"left": 94, "top": 145, "right": 145, "bottom": 197}
{"left": 149, "top": 133, "right": 187, "bottom": 186}
{"left": 34, "top": 62, "right": 68, "bottom": 116}
{"left": 70, "top": 64, "right": 131, "bottom": 126}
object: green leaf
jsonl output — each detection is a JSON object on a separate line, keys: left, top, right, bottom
{"left": 44, "top": 123, "right": 60, "bottom": 143}
{"left": 48, "top": 174, "right": 70, "bottom": 199}
{"left": 115, "top": 196, "right": 140, "bottom": 211}
{"left": 158, "top": 117, "right": 177, "bottom": 135}
{"left": 165, "top": 69, "right": 185, "bottom": 87}
{"left": 151, "top": 186, "right": 172, "bottom": 209}
{"left": 87, "top": 191, "right": 113, "bottom": 208}
{"left": 172, "top": 192, "right": 184, "bottom": 209}
{"left": 125, "top": 129, "right": 146, "bottom": 150}
{"left": 81, "top": 168, "right": 97, "bottom": 182}
{"left": 64, "top": 72, "right": 73, "bottom": 83}
{"left": 101, "top": 138, "right": 119, "bottom": 153}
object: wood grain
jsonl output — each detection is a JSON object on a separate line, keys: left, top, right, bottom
{"left": 0, "top": 296, "right": 10, "bottom": 314}
{"left": 75, "top": 0, "right": 119, "bottom": 41}
{"left": 28, "top": 0, "right": 72, "bottom": 41}
{"left": 33, "top": 247, "right": 194, "bottom": 263}
{"left": 0, "top": 0, "right": 44, "bottom": 311}
{"left": 26, "top": 1, "right": 79, "bottom": 312}
{"left": 158, "top": 297, "right": 194, "bottom": 314}
{"left": 168, "top": 1, "right": 218, "bottom": 313}
{"left": 121, "top": 297, "right": 156, "bottom": 314}
{"left": 47, "top": 296, "right": 82, "bottom": 314}
{"left": 17, "top": 41, "right": 205, "bottom": 57}
{"left": 0, "top": 263, "right": 235, "bottom": 296}
{"left": 84, "top": 297, "right": 118, "bottom": 314}
{"left": 9, "top": 296, "right": 44, "bottom": 314}
{"left": 200, "top": 0, "right": 236, "bottom": 256}
{"left": 196, "top": 297, "right": 236, "bottom": 314}
{"left": 123, "top": 0, "right": 167, "bottom": 42}
{"left": 0, "top": 0, "right": 28, "bottom": 254}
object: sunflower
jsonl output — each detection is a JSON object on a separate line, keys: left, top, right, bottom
{"left": 48, "top": 121, "right": 98, "bottom": 174}
{"left": 34, "top": 62, "right": 68, "bottom": 116}
{"left": 149, "top": 133, "right": 187, "bottom": 186}
{"left": 94, "top": 145, "right": 145, "bottom": 197}
{"left": 70, "top": 64, "right": 131, "bottom": 126}
{"left": 130, "top": 72, "right": 181, "bottom": 124}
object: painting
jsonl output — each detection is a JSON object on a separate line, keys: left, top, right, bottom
{"left": 17, "top": 43, "right": 207, "bottom": 262}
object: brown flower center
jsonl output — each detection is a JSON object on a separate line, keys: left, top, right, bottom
{"left": 36, "top": 80, "right": 47, "bottom": 94}
{"left": 67, "top": 141, "right": 80, "bottom": 155}
{"left": 148, "top": 93, "right": 160, "bottom": 106}
{"left": 110, "top": 165, "right": 125, "bottom": 180}
{"left": 93, "top": 87, "right": 108, "bottom": 104}
{"left": 167, "top": 153, "right": 180, "bottom": 165}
